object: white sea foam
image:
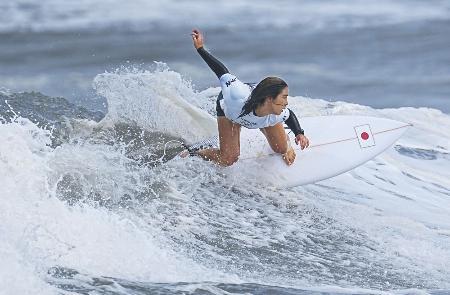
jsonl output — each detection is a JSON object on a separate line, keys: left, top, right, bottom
{"left": 93, "top": 63, "right": 217, "bottom": 143}
{"left": 1, "top": 67, "right": 449, "bottom": 293}
{"left": 0, "top": 117, "right": 236, "bottom": 294}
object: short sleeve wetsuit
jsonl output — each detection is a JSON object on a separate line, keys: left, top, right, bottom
{"left": 197, "top": 47, "right": 304, "bottom": 136}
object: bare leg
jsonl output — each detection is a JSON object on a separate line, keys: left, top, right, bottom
{"left": 260, "top": 123, "right": 288, "bottom": 153}
{"left": 197, "top": 116, "right": 241, "bottom": 166}
{"left": 261, "top": 123, "right": 296, "bottom": 165}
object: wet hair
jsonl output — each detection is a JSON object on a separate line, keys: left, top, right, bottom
{"left": 238, "top": 77, "right": 288, "bottom": 118}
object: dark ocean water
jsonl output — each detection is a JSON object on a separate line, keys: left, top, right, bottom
{"left": 1, "top": 0, "right": 450, "bottom": 113}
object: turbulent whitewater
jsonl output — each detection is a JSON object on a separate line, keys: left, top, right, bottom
{"left": 1, "top": 66, "right": 449, "bottom": 294}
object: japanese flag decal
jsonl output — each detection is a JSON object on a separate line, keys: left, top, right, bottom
{"left": 354, "top": 124, "right": 376, "bottom": 148}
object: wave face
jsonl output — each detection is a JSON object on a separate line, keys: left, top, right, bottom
{"left": 1, "top": 66, "right": 449, "bottom": 294}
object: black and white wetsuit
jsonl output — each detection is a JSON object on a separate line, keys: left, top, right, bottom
{"left": 197, "top": 47, "right": 304, "bottom": 136}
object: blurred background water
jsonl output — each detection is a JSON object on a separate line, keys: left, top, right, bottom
{"left": 1, "top": 0, "right": 449, "bottom": 112}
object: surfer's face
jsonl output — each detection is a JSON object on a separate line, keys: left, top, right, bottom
{"left": 271, "top": 87, "right": 289, "bottom": 115}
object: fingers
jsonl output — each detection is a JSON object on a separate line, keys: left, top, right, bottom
{"left": 282, "top": 154, "right": 293, "bottom": 166}
{"left": 302, "top": 139, "right": 309, "bottom": 150}
{"left": 295, "top": 135, "right": 302, "bottom": 146}
{"left": 296, "top": 135, "right": 310, "bottom": 150}
{"left": 191, "top": 29, "right": 204, "bottom": 49}
{"left": 282, "top": 149, "right": 296, "bottom": 166}
{"left": 191, "top": 29, "right": 201, "bottom": 39}
{"left": 303, "top": 137, "right": 309, "bottom": 149}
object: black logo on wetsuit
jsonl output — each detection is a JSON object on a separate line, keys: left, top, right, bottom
{"left": 225, "top": 77, "right": 237, "bottom": 87}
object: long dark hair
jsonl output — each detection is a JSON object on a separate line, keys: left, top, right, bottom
{"left": 239, "top": 77, "right": 287, "bottom": 118}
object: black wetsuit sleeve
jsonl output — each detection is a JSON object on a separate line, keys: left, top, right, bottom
{"left": 197, "top": 47, "right": 229, "bottom": 79}
{"left": 285, "top": 109, "right": 305, "bottom": 136}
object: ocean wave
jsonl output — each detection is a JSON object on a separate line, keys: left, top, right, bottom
{"left": 1, "top": 67, "right": 449, "bottom": 294}
{"left": 1, "top": 0, "right": 449, "bottom": 33}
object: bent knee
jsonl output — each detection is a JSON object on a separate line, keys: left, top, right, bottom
{"left": 220, "top": 152, "right": 240, "bottom": 166}
{"left": 271, "top": 142, "right": 288, "bottom": 154}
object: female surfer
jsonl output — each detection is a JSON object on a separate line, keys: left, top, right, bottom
{"left": 190, "top": 29, "right": 309, "bottom": 166}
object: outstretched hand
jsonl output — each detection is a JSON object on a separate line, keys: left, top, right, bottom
{"left": 282, "top": 147, "right": 296, "bottom": 166}
{"left": 295, "top": 134, "right": 310, "bottom": 150}
{"left": 191, "top": 29, "right": 204, "bottom": 49}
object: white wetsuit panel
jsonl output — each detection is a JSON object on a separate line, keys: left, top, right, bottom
{"left": 219, "top": 73, "right": 290, "bottom": 129}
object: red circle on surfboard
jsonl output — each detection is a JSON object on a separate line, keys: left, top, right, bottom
{"left": 361, "top": 132, "right": 370, "bottom": 140}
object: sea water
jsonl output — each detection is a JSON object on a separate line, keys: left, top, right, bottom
{"left": 1, "top": 1, "right": 450, "bottom": 294}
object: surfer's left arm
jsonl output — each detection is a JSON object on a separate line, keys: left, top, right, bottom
{"left": 284, "top": 109, "right": 309, "bottom": 150}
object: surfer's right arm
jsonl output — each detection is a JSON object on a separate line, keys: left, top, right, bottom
{"left": 191, "top": 29, "right": 229, "bottom": 78}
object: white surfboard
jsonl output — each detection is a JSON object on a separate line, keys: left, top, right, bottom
{"left": 183, "top": 115, "right": 411, "bottom": 188}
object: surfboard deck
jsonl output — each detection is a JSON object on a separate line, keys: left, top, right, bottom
{"left": 179, "top": 115, "right": 411, "bottom": 188}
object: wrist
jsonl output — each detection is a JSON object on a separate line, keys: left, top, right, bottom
{"left": 282, "top": 145, "right": 293, "bottom": 155}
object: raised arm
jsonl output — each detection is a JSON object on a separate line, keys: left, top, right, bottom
{"left": 191, "top": 29, "right": 229, "bottom": 79}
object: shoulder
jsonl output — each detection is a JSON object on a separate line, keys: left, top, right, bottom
{"left": 219, "top": 73, "right": 238, "bottom": 87}
{"left": 266, "top": 109, "right": 289, "bottom": 125}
